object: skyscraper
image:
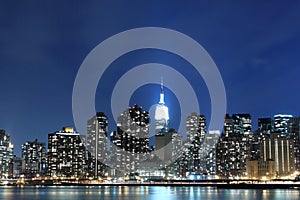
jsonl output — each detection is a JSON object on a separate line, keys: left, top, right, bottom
{"left": 155, "top": 131, "right": 172, "bottom": 161}
{"left": 274, "top": 114, "right": 293, "bottom": 136}
{"left": 164, "top": 129, "right": 183, "bottom": 178}
{"left": 216, "top": 114, "right": 251, "bottom": 178}
{"left": 223, "top": 114, "right": 234, "bottom": 136}
{"left": 202, "top": 130, "right": 220, "bottom": 176}
{"left": 47, "top": 127, "right": 87, "bottom": 178}
{"left": 0, "top": 130, "right": 14, "bottom": 179}
{"left": 216, "top": 132, "right": 250, "bottom": 178}
{"left": 9, "top": 157, "right": 25, "bottom": 178}
{"left": 154, "top": 80, "right": 173, "bottom": 163}
{"left": 289, "top": 117, "right": 300, "bottom": 171}
{"left": 155, "top": 128, "right": 179, "bottom": 162}
{"left": 258, "top": 118, "right": 274, "bottom": 133}
{"left": 155, "top": 79, "right": 169, "bottom": 135}
{"left": 247, "top": 118, "right": 272, "bottom": 162}
{"left": 109, "top": 130, "right": 123, "bottom": 177}
{"left": 232, "top": 114, "right": 252, "bottom": 135}
{"left": 87, "top": 112, "right": 108, "bottom": 178}
{"left": 21, "top": 139, "right": 46, "bottom": 177}
{"left": 260, "top": 133, "right": 295, "bottom": 177}
{"left": 186, "top": 112, "right": 206, "bottom": 173}
{"left": 115, "top": 105, "right": 150, "bottom": 173}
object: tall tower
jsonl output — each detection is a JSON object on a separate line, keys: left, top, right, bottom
{"left": 289, "top": 117, "right": 300, "bottom": 171}
{"left": 186, "top": 112, "right": 206, "bottom": 173}
{"left": 116, "top": 105, "right": 150, "bottom": 173}
{"left": 216, "top": 114, "right": 251, "bottom": 178}
{"left": 87, "top": 112, "right": 108, "bottom": 178}
{"left": 0, "top": 130, "right": 14, "bottom": 179}
{"left": 155, "top": 79, "right": 169, "bottom": 135}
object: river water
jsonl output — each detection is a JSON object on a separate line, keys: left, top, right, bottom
{"left": 0, "top": 186, "right": 299, "bottom": 200}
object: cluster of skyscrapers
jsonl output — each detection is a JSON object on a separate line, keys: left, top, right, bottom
{"left": 0, "top": 84, "right": 300, "bottom": 181}
{"left": 217, "top": 114, "right": 299, "bottom": 180}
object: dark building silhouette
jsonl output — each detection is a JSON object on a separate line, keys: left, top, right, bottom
{"left": 258, "top": 118, "right": 274, "bottom": 133}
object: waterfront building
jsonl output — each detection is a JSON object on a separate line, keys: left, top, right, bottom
{"left": 260, "top": 133, "right": 295, "bottom": 177}
{"left": 21, "top": 139, "right": 46, "bottom": 177}
{"left": 247, "top": 159, "right": 275, "bottom": 179}
{"left": 216, "top": 132, "right": 250, "bottom": 178}
{"left": 115, "top": 105, "right": 150, "bottom": 173}
{"left": 289, "top": 117, "right": 300, "bottom": 171}
{"left": 8, "top": 156, "right": 25, "bottom": 178}
{"left": 0, "top": 130, "right": 14, "bottom": 179}
{"left": 247, "top": 160, "right": 259, "bottom": 179}
{"left": 163, "top": 130, "right": 183, "bottom": 179}
{"left": 109, "top": 131, "right": 123, "bottom": 177}
{"left": 87, "top": 112, "right": 109, "bottom": 177}
{"left": 186, "top": 112, "right": 206, "bottom": 173}
{"left": 258, "top": 160, "right": 276, "bottom": 179}
{"left": 47, "top": 127, "right": 87, "bottom": 178}
{"left": 216, "top": 114, "right": 251, "bottom": 178}
{"left": 201, "top": 130, "right": 219, "bottom": 176}
{"left": 250, "top": 118, "right": 274, "bottom": 161}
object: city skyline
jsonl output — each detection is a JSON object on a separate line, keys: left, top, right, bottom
{"left": 2, "top": 108, "right": 300, "bottom": 181}
{"left": 1, "top": 1, "right": 300, "bottom": 158}
{"left": 1, "top": 107, "right": 299, "bottom": 158}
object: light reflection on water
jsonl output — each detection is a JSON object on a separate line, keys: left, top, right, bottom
{"left": 0, "top": 186, "right": 299, "bottom": 200}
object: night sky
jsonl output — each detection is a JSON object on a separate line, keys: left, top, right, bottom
{"left": 1, "top": 1, "right": 300, "bottom": 156}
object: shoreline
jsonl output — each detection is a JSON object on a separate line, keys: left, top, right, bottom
{"left": 2, "top": 181, "right": 300, "bottom": 189}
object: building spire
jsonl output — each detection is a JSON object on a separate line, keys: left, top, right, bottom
{"left": 159, "top": 77, "right": 165, "bottom": 104}
{"left": 161, "top": 77, "right": 164, "bottom": 93}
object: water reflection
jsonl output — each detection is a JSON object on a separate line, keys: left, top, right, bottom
{"left": 0, "top": 186, "right": 299, "bottom": 200}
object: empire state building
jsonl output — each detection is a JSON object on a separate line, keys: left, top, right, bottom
{"left": 154, "top": 80, "right": 169, "bottom": 135}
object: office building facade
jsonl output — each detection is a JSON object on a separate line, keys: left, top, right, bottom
{"left": 87, "top": 112, "right": 109, "bottom": 177}
{"left": 47, "top": 127, "right": 87, "bottom": 178}
{"left": 0, "top": 130, "right": 14, "bottom": 179}
{"left": 115, "top": 105, "right": 150, "bottom": 173}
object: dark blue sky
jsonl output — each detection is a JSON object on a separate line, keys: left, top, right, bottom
{"left": 1, "top": 1, "right": 300, "bottom": 156}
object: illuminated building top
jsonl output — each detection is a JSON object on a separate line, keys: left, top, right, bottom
{"left": 155, "top": 78, "right": 169, "bottom": 134}
{"left": 159, "top": 79, "right": 165, "bottom": 105}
